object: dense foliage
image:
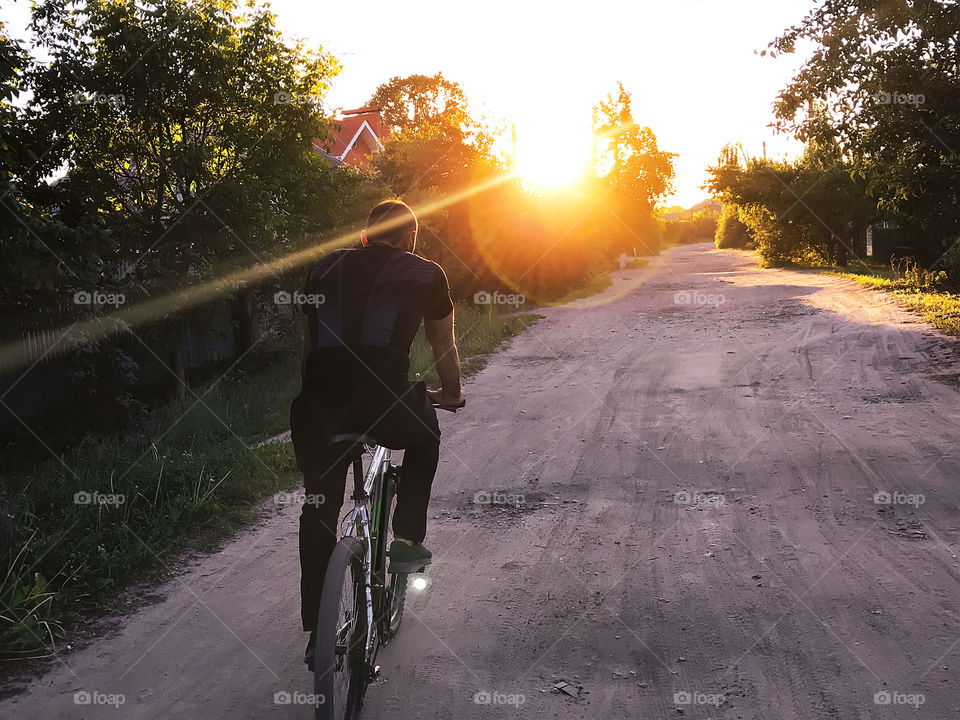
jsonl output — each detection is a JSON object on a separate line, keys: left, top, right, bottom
{"left": 370, "top": 75, "right": 675, "bottom": 302}
{"left": 710, "top": 1, "right": 960, "bottom": 271}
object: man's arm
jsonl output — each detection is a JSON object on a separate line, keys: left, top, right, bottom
{"left": 423, "top": 310, "right": 465, "bottom": 408}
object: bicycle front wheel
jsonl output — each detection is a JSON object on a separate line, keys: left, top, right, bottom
{"left": 314, "top": 537, "right": 366, "bottom": 720}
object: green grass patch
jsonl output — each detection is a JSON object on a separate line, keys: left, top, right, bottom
{"left": 888, "top": 291, "right": 960, "bottom": 336}
{"left": 409, "top": 304, "right": 542, "bottom": 383}
{"left": 1, "top": 349, "right": 300, "bottom": 661}
{"left": 1, "top": 305, "right": 539, "bottom": 661}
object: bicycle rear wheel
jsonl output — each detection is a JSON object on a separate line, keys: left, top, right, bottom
{"left": 372, "top": 467, "right": 407, "bottom": 643}
{"left": 314, "top": 537, "right": 366, "bottom": 720}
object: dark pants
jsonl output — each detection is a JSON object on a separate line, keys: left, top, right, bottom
{"left": 291, "top": 380, "right": 440, "bottom": 632}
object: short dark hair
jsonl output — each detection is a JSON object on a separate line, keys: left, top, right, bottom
{"left": 366, "top": 199, "right": 417, "bottom": 246}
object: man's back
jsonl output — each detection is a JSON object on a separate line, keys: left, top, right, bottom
{"left": 300, "top": 244, "right": 453, "bottom": 391}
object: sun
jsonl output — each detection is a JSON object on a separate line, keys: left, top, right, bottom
{"left": 513, "top": 124, "right": 592, "bottom": 190}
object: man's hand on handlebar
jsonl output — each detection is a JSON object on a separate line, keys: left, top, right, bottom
{"left": 427, "top": 388, "right": 466, "bottom": 412}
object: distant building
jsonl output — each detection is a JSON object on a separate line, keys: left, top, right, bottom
{"left": 314, "top": 106, "right": 387, "bottom": 171}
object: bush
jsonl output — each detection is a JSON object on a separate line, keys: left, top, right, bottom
{"left": 664, "top": 210, "right": 719, "bottom": 246}
{"left": 892, "top": 257, "right": 947, "bottom": 292}
{"left": 737, "top": 204, "right": 809, "bottom": 266}
{"left": 715, "top": 204, "right": 751, "bottom": 249}
{"left": 936, "top": 239, "right": 960, "bottom": 290}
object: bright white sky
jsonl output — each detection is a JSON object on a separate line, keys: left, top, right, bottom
{"left": 3, "top": 0, "right": 816, "bottom": 207}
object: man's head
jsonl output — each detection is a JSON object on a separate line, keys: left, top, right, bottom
{"left": 363, "top": 199, "right": 418, "bottom": 252}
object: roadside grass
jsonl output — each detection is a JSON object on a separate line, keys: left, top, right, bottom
{"left": 1, "top": 305, "right": 538, "bottom": 661}
{"left": 0, "top": 345, "right": 299, "bottom": 662}
{"left": 892, "top": 292, "right": 960, "bottom": 336}
{"left": 817, "top": 265, "right": 960, "bottom": 337}
{"left": 408, "top": 304, "right": 542, "bottom": 383}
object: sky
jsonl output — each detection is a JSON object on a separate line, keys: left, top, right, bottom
{"left": 2, "top": 0, "right": 817, "bottom": 207}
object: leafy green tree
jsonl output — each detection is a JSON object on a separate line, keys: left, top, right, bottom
{"left": 19, "top": 0, "right": 351, "bottom": 397}
{"left": 770, "top": 0, "right": 960, "bottom": 255}
{"left": 29, "top": 0, "right": 344, "bottom": 276}
{"left": 0, "top": 22, "right": 108, "bottom": 312}
{"left": 707, "top": 141, "right": 874, "bottom": 265}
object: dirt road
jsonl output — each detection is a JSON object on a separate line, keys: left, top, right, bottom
{"left": 4, "top": 243, "right": 960, "bottom": 719}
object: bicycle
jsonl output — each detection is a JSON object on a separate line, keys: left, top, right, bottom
{"left": 313, "top": 400, "right": 463, "bottom": 720}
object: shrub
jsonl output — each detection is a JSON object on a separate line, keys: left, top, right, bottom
{"left": 892, "top": 257, "right": 947, "bottom": 292}
{"left": 935, "top": 239, "right": 960, "bottom": 290}
{"left": 715, "top": 204, "right": 751, "bottom": 249}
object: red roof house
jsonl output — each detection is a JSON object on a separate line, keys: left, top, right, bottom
{"left": 314, "top": 106, "right": 387, "bottom": 171}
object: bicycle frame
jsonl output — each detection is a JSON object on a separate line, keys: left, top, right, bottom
{"left": 338, "top": 443, "right": 392, "bottom": 666}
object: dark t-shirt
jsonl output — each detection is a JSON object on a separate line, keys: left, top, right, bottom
{"left": 299, "top": 244, "right": 453, "bottom": 391}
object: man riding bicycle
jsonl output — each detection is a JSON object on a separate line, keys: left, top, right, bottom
{"left": 290, "top": 199, "right": 465, "bottom": 669}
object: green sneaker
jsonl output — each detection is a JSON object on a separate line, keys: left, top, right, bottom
{"left": 388, "top": 540, "right": 432, "bottom": 574}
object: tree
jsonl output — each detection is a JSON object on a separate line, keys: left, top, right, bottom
{"left": 371, "top": 72, "right": 472, "bottom": 135}
{"left": 0, "top": 22, "right": 109, "bottom": 312}
{"left": 369, "top": 73, "right": 497, "bottom": 190}
{"left": 769, "top": 0, "right": 960, "bottom": 256}
{"left": 368, "top": 73, "right": 502, "bottom": 297}
{"left": 590, "top": 82, "right": 676, "bottom": 255}
{"left": 21, "top": 0, "right": 348, "bottom": 394}
{"left": 707, "top": 144, "right": 874, "bottom": 266}
{"left": 592, "top": 82, "right": 675, "bottom": 207}
{"left": 29, "top": 0, "right": 344, "bottom": 274}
